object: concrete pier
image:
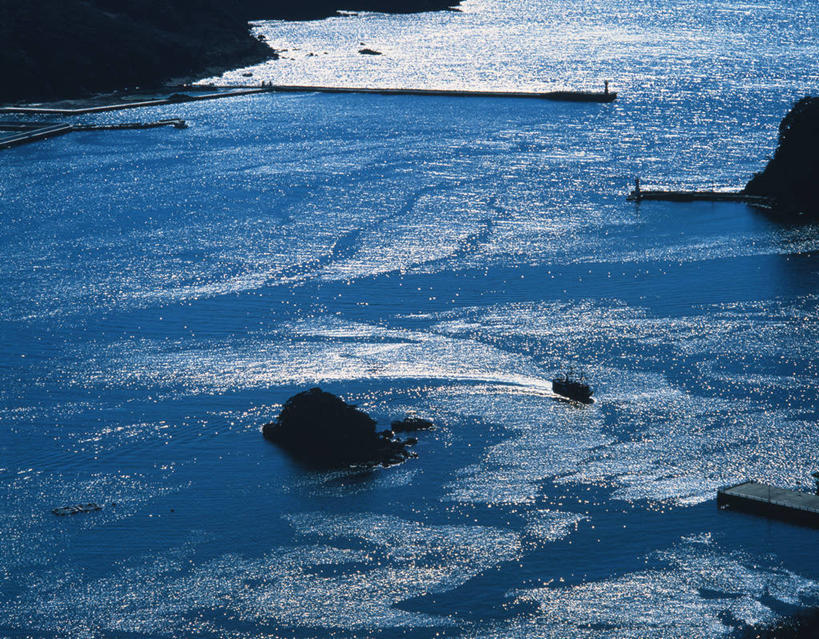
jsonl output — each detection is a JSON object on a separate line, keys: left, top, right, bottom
{"left": 265, "top": 84, "right": 617, "bottom": 102}
{"left": 717, "top": 480, "right": 819, "bottom": 528}
{"left": 627, "top": 187, "right": 774, "bottom": 208}
{"left": 1, "top": 84, "right": 615, "bottom": 120}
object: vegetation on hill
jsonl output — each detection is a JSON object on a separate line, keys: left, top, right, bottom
{"left": 745, "top": 96, "right": 819, "bottom": 217}
{"left": 0, "top": 0, "right": 460, "bottom": 103}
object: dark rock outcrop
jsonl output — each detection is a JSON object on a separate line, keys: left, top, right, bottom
{"left": 358, "top": 48, "right": 383, "bottom": 55}
{"left": 263, "top": 388, "right": 416, "bottom": 467}
{"left": 745, "top": 96, "right": 819, "bottom": 217}
{"left": 390, "top": 416, "right": 434, "bottom": 432}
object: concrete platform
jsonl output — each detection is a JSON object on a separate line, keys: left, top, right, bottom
{"left": 717, "top": 480, "right": 819, "bottom": 528}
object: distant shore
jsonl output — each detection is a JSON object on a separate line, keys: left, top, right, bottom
{"left": 0, "top": 0, "right": 461, "bottom": 105}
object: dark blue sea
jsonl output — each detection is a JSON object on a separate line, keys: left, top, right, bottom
{"left": 2, "top": 0, "right": 819, "bottom": 636}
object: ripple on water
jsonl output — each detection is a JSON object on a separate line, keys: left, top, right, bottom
{"left": 495, "top": 538, "right": 819, "bottom": 639}
{"left": 1, "top": 514, "right": 521, "bottom": 635}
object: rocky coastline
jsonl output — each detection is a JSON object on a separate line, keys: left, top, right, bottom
{"left": 0, "top": 0, "right": 461, "bottom": 104}
{"left": 744, "top": 96, "right": 819, "bottom": 218}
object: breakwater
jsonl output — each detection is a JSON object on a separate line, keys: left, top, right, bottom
{"left": 0, "top": 118, "right": 187, "bottom": 150}
{"left": 627, "top": 185, "right": 774, "bottom": 208}
{"left": 2, "top": 83, "right": 616, "bottom": 120}
{"left": 264, "top": 84, "right": 617, "bottom": 102}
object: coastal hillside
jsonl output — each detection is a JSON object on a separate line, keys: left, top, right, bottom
{"left": 745, "top": 96, "right": 819, "bottom": 217}
{"left": 0, "top": 0, "right": 460, "bottom": 103}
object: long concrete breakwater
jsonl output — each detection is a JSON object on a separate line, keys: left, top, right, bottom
{"left": 1, "top": 83, "right": 616, "bottom": 117}
{"left": 264, "top": 84, "right": 618, "bottom": 102}
{"left": 1, "top": 83, "right": 615, "bottom": 150}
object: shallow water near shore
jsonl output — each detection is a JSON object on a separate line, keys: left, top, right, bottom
{"left": 3, "top": 0, "right": 819, "bottom": 636}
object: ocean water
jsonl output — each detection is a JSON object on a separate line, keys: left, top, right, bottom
{"left": 2, "top": 0, "right": 819, "bottom": 636}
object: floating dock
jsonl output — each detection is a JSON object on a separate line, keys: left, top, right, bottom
{"left": 627, "top": 187, "right": 774, "bottom": 209}
{"left": 265, "top": 84, "right": 617, "bottom": 103}
{"left": 717, "top": 480, "right": 819, "bottom": 528}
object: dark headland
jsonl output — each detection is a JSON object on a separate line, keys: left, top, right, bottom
{"left": 744, "top": 96, "right": 819, "bottom": 218}
{"left": 0, "top": 0, "right": 461, "bottom": 104}
{"left": 628, "top": 96, "right": 819, "bottom": 218}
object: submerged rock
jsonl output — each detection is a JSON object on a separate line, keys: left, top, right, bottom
{"left": 263, "top": 388, "right": 414, "bottom": 467}
{"left": 745, "top": 96, "right": 819, "bottom": 216}
{"left": 391, "top": 416, "right": 434, "bottom": 432}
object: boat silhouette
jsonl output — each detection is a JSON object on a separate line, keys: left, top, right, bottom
{"left": 552, "top": 369, "right": 593, "bottom": 403}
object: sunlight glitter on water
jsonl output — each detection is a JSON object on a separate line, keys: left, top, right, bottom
{"left": 501, "top": 539, "right": 819, "bottom": 639}
{"left": 4, "top": 0, "right": 819, "bottom": 636}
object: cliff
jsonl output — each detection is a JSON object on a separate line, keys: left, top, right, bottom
{"left": 0, "top": 0, "right": 460, "bottom": 104}
{"left": 745, "top": 96, "right": 819, "bottom": 217}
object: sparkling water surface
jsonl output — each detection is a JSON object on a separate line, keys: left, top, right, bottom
{"left": 2, "top": 0, "right": 819, "bottom": 636}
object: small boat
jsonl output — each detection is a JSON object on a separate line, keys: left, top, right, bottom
{"left": 552, "top": 369, "right": 593, "bottom": 403}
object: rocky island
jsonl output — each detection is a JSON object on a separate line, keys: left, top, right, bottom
{"left": 262, "top": 387, "right": 418, "bottom": 467}
{"left": 0, "top": 0, "right": 461, "bottom": 104}
{"left": 744, "top": 96, "right": 819, "bottom": 217}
